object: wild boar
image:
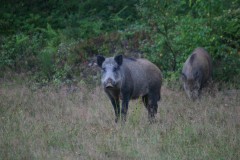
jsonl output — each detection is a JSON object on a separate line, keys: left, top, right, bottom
{"left": 181, "top": 47, "right": 213, "bottom": 100}
{"left": 97, "top": 55, "right": 162, "bottom": 123}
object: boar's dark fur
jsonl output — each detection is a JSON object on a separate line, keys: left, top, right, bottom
{"left": 181, "top": 47, "right": 213, "bottom": 100}
{"left": 97, "top": 55, "right": 162, "bottom": 123}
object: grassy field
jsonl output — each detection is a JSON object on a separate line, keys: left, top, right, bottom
{"left": 0, "top": 80, "right": 239, "bottom": 160}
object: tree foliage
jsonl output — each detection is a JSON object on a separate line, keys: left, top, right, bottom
{"left": 137, "top": 0, "right": 240, "bottom": 83}
{"left": 0, "top": 0, "right": 239, "bottom": 86}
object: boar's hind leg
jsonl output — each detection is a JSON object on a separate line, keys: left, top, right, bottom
{"left": 142, "top": 94, "right": 156, "bottom": 122}
{"left": 148, "top": 92, "right": 159, "bottom": 123}
{"left": 142, "top": 95, "right": 149, "bottom": 110}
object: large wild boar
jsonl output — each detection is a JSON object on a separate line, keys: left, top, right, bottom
{"left": 97, "top": 55, "right": 162, "bottom": 123}
{"left": 181, "top": 47, "right": 213, "bottom": 100}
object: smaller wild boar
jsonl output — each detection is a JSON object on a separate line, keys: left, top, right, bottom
{"left": 97, "top": 55, "right": 162, "bottom": 123}
{"left": 181, "top": 47, "right": 213, "bottom": 100}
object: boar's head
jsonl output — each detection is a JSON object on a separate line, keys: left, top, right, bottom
{"left": 97, "top": 55, "right": 123, "bottom": 89}
{"left": 181, "top": 72, "right": 201, "bottom": 100}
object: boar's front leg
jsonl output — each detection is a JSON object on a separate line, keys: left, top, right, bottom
{"left": 110, "top": 97, "right": 120, "bottom": 123}
{"left": 106, "top": 92, "right": 120, "bottom": 123}
{"left": 121, "top": 95, "right": 130, "bottom": 122}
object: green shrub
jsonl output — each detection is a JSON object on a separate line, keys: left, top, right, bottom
{"left": 0, "top": 33, "right": 43, "bottom": 72}
{"left": 0, "top": 0, "right": 239, "bottom": 87}
{"left": 137, "top": 0, "right": 240, "bottom": 85}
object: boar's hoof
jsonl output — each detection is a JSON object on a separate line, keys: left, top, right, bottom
{"left": 115, "top": 117, "right": 119, "bottom": 123}
{"left": 148, "top": 117, "right": 157, "bottom": 124}
{"left": 121, "top": 115, "right": 127, "bottom": 122}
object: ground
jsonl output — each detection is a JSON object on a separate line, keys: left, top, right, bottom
{"left": 0, "top": 78, "right": 239, "bottom": 159}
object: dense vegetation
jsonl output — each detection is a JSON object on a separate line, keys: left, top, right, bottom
{"left": 0, "top": 0, "right": 239, "bottom": 87}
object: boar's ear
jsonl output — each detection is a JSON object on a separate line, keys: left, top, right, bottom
{"left": 181, "top": 73, "right": 187, "bottom": 82}
{"left": 97, "top": 55, "right": 105, "bottom": 67}
{"left": 114, "top": 55, "right": 123, "bottom": 66}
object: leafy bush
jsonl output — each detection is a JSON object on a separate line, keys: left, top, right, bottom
{"left": 0, "top": 0, "right": 239, "bottom": 87}
{"left": 0, "top": 33, "right": 44, "bottom": 72}
{"left": 137, "top": 0, "right": 240, "bottom": 85}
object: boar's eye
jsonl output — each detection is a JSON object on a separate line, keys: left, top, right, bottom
{"left": 113, "top": 67, "right": 119, "bottom": 72}
{"left": 102, "top": 67, "right": 106, "bottom": 72}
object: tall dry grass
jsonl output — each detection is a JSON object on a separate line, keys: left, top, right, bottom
{"left": 0, "top": 82, "right": 239, "bottom": 160}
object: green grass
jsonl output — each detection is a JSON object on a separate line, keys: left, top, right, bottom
{"left": 0, "top": 81, "right": 239, "bottom": 160}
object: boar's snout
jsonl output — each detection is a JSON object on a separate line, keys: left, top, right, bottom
{"left": 104, "top": 78, "right": 116, "bottom": 89}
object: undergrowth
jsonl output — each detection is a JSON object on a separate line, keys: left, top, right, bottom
{"left": 0, "top": 81, "right": 239, "bottom": 159}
